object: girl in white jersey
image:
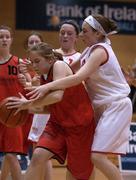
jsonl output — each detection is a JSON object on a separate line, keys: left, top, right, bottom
{"left": 26, "top": 14, "right": 132, "bottom": 180}
{"left": 56, "top": 20, "right": 81, "bottom": 72}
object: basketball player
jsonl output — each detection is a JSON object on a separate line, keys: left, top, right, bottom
{"left": 0, "top": 25, "right": 24, "bottom": 180}
{"left": 19, "top": 31, "right": 53, "bottom": 180}
{"left": 56, "top": 19, "right": 81, "bottom": 72}
{"left": 25, "top": 14, "right": 132, "bottom": 180}
{"left": 6, "top": 42, "right": 95, "bottom": 180}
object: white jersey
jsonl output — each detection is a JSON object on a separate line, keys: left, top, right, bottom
{"left": 63, "top": 52, "right": 81, "bottom": 65}
{"left": 80, "top": 42, "right": 130, "bottom": 109}
{"left": 28, "top": 114, "right": 50, "bottom": 142}
{"left": 80, "top": 42, "right": 132, "bottom": 154}
{"left": 28, "top": 74, "right": 50, "bottom": 142}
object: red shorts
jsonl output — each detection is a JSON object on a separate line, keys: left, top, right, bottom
{"left": 37, "top": 121, "right": 95, "bottom": 180}
{"left": 0, "top": 122, "right": 24, "bottom": 154}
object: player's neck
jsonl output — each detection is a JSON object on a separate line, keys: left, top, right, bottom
{"left": 0, "top": 53, "right": 12, "bottom": 64}
{"left": 61, "top": 48, "right": 76, "bottom": 56}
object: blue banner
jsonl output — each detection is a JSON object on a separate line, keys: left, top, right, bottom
{"left": 119, "top": 123, "right": 136, "bottom": 172}
{"left": 16, "top": 0, "right": 136, "bottom": 34}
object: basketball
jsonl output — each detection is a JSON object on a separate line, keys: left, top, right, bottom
{"left": 0, "top": 97, "right": 29, "bottom": 127}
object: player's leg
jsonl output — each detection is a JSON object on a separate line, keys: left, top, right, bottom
{"left": 32, "top": 142, "right": 53, "bottom": 180}
{"left": 0, "top": 156, "right": 10, "bottom": 180}
{"left": 24, "top": 148, "right": 53, "bottom": 180}
{"left": 91, "top": 153, "right": 123, "bottom": 180}
{"left": 43, "top": 160, "right": 53, "bottom": 180}
{"left": 3, "top": 153, "right": 22, "bottom": 180}
{"left": 89, "top": 168, "right": 95, "bottom": 180}
{"left": 0, "top": 124, "right": 24, "bottom": 180}
{"left": 28, "top": 114, "right": 52, "bottom": 180}
{"left": 30, "top": 138, "right": 53, "bottom": 180}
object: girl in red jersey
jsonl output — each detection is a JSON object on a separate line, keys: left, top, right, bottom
{"left": 6, "top": 42, "right": 95, "bottom": 180}
{"left": 20, "top": 24, "right": 82, "bottom": 179}
{"left": 20, "top": 31, "right": 53, "bottom": 180}
{"left": 0, "top": 25, "right": 25, "bottom": 180}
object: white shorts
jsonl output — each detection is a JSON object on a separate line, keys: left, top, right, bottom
{"left": 92, "top": 97, "right": 132, "bottom": 154}
{"left": 28, "top": 114, "right": 50, "bottom": 142}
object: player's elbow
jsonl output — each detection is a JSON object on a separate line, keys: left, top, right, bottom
{"left": 52, "top": 91, "right": 64, "bottom": 103}
{"left": 74, "top": 74, "right": 83, "bottom": 85}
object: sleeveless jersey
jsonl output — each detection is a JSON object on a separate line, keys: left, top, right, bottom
{"left": 63, "top": 52, "right": 81, "bottom": 65}
{"left": 80, "top": 42, "right": 130, "bottom": 108}
{"left": 0, "top": 55, "right": 24, "bottom": 102}
{"left": 41, "top": 63, "right": 94, "bottom": 128}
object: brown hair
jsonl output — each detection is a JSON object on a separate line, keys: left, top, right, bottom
{"left": 29, "top": 42, "right": 63, "bottom": 61}
{"left": 24, "top": 31, "right": 44, "bottom": 50}
{"left": 59, "top": 19, "right": 80, "bottom": 35}
{"left": 0, "top": 25, "right": 13, "bottom": 37}
{"left": 92, "top": 14, "right": 118, "bottom": 34}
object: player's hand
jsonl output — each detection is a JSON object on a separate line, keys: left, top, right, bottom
{"left": 6, "top": 93, "right": 30, "bottom": 115}
{"left": 18, "top": 74, "right": 27, "bottom": 87}
{"left": 26, "top": 84, "right": 50, "bottom": 100}
{"left": 32, "top": 74, "right": 40, "bottom": 86}
{"left": 18, "top": 59, "right": 32, "bottom": 74}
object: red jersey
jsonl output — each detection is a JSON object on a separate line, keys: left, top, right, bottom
{"left": 41, "top": 65, "right": 94, "bottom": 127}
{"left": 0, "top": 56, "right": 25, "bottom": 153}
{"left": 0, "top": 55, "right": 24, "bottom": 101}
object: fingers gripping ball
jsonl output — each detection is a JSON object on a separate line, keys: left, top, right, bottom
{"left": 0, "top": 97, "right": 29, "bottom": 127}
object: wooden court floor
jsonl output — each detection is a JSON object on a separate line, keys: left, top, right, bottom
{"left": 52, "top": 167, "right": 136, "bottom": 180}
{"left": 3, "top": 167, "right": 135, "bottom": 180}
{"left": 1, "top": 167, "right": 107, "bottom": 180}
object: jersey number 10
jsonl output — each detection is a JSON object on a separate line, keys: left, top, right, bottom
{"left": 8, "top": 65, "right": 18, "bottom": 75}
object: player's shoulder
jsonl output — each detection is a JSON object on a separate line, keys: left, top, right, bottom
{"left": 53, "top": 60, "right": 68, "bottom": 70}
{"left": 8, "top": 55, "right": 19, "bottom": 64}
{"left": 55, "top": 48, "right": 64, "bottom": 55}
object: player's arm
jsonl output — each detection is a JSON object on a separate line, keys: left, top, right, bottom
{"left": 29, "top": 106, "right": 50, "bottom": 114}
{"left": 49, "top": 47, "right": 107, "bottom": 89}
{"left": 70, "top": 56, "right": 80, "bottom": 72}
{"left": 27, "top": 47, "right": 107, "bottom": 100}
{"left": 18, "top": 74, "right": 32, "bottom": 88}
{"left": 18, "top": 58, "right": 32, "bottom": 82}
{"left": 28, "top": 61, "right": 68, "bottom": 107}
{"left": 6, "top": 61, "right": 69, "bottom": 111}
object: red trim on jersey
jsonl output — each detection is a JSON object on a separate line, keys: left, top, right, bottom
{"left": 91, "top": 45, "right": 109, "bottom": 66}
{"left": 63, "top": 51, "right": 78, "bottom": 57}
{"left": 92, "top": 151, "right": 125, "bottom": 155}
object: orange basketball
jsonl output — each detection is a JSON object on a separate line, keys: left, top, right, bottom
{"left": 0, "top": 97, "right": 29, "bottom": 127}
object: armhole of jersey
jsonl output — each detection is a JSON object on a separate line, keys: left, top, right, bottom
{"left": 90, "top": 45, "right": 109, "bottom": 66}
